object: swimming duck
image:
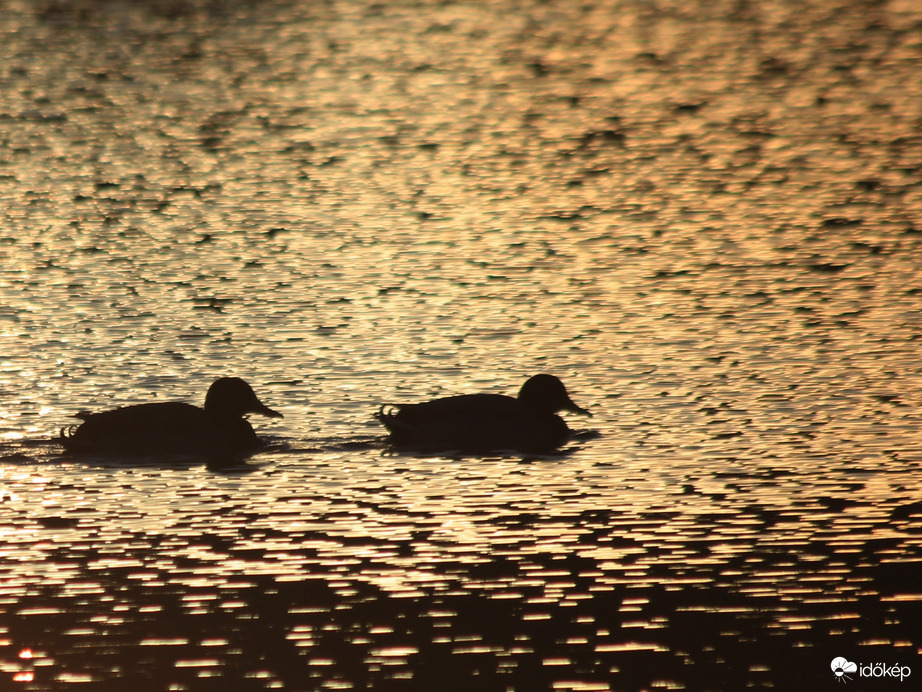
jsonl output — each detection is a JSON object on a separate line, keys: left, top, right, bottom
{"left": 375, "top": 374, "right": 591, "bottom": 453}
{"left": 59, "top": 377, "right": 283, "bottom": 456}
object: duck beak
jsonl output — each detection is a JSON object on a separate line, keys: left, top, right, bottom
{"left": 252, "top": 401, "right": 284, "bottom": 418}
{"left": 565, "top": 398, "right": 592, "bottom": 417}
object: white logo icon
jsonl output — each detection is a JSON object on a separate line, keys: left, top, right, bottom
{"left": 831, "top": 657, "right": 858, "bottom": 683}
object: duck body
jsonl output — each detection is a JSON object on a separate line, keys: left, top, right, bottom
{"left": 376, "top": 374, "right": 590, "bottom": 453}
{"left": 59, "top": 377, "right": 282, "bottom": 457}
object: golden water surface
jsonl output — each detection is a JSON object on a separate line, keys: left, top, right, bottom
{"left": 1, "top": 0, "right": 921, "bottom": 689}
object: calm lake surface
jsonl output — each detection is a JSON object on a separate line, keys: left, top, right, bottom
{"left": 2, "top": 0, "right": 922, "bottom": 689}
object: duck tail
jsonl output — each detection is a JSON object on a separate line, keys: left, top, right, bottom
{"left": 58, "top": 424, "right": 84, "bottom": 452}
{"left": 58, "top": 412, "right": 93, "bottom": 450}
{"left": 375, "top": 405, "right": 394, "bottom": 426}
{"left": 375, "top": 404, "right": 411, "bottom": 435}
{"left": 375, "top": 404, "right": 401, "bottom": 419}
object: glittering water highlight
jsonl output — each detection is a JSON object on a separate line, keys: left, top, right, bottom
{"left": 2, "top": 0, "right": 922, "bottom": 689}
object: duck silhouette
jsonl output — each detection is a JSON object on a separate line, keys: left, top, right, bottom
{"left": 375, "top": 374, "right": 590, "bottom": 453}
{"left": 59, "top": 377, "right": 283, "bottom": 456}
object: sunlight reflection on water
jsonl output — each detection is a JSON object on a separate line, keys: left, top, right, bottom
{"left": 2, "top": 0, "right": 922, "bottom": 688}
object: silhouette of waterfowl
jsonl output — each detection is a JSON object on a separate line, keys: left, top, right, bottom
{"left": 375, "top": 374, "right": 591, "bottom": 453}
{"left": 59, "top": 377, "right": 283, "bottom": 456}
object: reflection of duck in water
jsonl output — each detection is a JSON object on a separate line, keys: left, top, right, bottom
{"left": 59, "top": 377, "right": 283, "bottom": 456}
{"left": 375, "top": 374, "right": 591, "bottom": 453}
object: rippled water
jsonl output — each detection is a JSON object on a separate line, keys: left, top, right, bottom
{"left": 2, "top": 0, "right": 922, "bottom": 689}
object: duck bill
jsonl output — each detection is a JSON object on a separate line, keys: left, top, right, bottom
{"left": 252, "top": 401, "right": 284, "bottom": 418}
{"left": 565, "top": 398, "right": 592, "bottom": 417}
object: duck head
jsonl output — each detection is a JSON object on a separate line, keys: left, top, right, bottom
{"left": 518, "top": 374, "right": 591, "bottom": 416}
{"left": 203, "top": 377, "right": 283, "bottom": 419}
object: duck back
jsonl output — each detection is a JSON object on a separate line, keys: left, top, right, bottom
{"left": 377, "top": 394, "right": 570, "bottom": 453}
{"left": 61, "top": 402, "right": 259, "bottom": 455}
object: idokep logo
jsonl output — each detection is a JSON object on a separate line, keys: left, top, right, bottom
{"left": 831, "top": 658, "right": 857, "bottom": 683}
{"left": 831, "top": 657, "right": 912, "bottom": 684}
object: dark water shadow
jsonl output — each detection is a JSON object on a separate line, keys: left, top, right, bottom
{"left": 276, "top": 434, "right": 387, "bottom": 455}
{"left": 377, "top": 428, "right": 601, "bottom": 461}
{"left": 2, "top": 436, "right": 273, "bottom": 473}
{"left": 4, "top": 528, "right": 918, "bottom": 691}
